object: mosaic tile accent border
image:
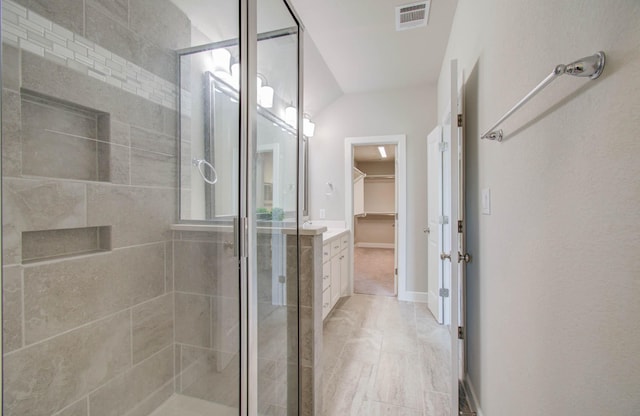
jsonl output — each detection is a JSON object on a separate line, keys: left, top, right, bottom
{"left": 1, "top": 0, "right": 178, "bottom": 110}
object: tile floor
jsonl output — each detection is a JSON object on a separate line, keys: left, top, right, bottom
{"left": 322, "top": 294, "right": 452, "bottom": 416}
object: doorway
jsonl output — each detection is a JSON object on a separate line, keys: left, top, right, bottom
{"left": 352, "top": 144, "right": 398, "bottom": 296}
{"left": 344, "top": 135, "right": 407, "bottom": 300}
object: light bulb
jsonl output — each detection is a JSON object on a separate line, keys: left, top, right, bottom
{"left": 303, "top": 117, "right": 315, "bottom": 137}
{"left": 260, "top": 86, "right": 274, "bottom": 108}
{"left": 211, "top": 48, "right": 231, "bottom": 73}
{"left": 230, "top": 63, "right": 240, "bottom": 90}
{"left": 285, "top": 106, "right": 297, "bottom": 127}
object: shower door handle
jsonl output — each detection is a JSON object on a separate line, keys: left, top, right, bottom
{"left": 233, "top": 217, "right": 239, "bottom": 258}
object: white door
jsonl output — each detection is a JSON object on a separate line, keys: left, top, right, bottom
{"left": 446, "top": 59, "right": 468, "bottom": 415}
{"left": 394, "top": 153, "right": 399, "bottom": 296}
{"left": 426, "top": 126, "right": 444, "bottom": 323}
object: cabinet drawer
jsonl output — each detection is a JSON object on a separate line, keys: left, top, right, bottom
{"left": 322, "top": 243, "right": 330, "bottom": 262}
{"left": 322, "top": 261, "right": 331, "bottom": 291}
{"left": 330, "top": 239, "right": 341, "bottom": 258}
{"left": 322, "top": 288, "right": 331, "bottom": 320}
{"left": 340, "top": 234, "right": 349, "bottom": 248}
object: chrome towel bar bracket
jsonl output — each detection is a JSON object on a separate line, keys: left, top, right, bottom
{"left": 481, "top": 51, "right": 605, "bottom": 142}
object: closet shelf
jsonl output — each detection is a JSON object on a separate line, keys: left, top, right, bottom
{"left": 364, "top": 174, "right": 394, "bottom": 180}
{"left": 355, "top": 212, "right": 396, "bottom": 217}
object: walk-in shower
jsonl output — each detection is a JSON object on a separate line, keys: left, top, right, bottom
{"left": 1, "top": 0, "right": 303, "bottom": 415}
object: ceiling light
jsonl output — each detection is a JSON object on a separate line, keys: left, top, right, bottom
{"left": 378, "top": 146, "right": 387, "bottom": 158}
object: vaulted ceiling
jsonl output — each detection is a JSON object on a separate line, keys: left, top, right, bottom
{"left": 289, "top": 0, "right": 458, "bottom": 94}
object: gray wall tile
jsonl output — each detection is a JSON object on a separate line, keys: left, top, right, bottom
{"left": 130, "top": 148, "right": 176, "bottom": 187}
{"left": 53, "top": 398, "right": 88, "bottom": 416}
{"left": 99, "top": 142, "right": 130, "bottom": 184}
{"left": 13, "top": 0, "right": 84, "bottom": 35}
{"left": 165, "top": 240, "right": 174, "bottom": 292}
{"left": 3, "top": 178, "right": 87, "bottom": 265}
{"left": 178, "top": 346, "right": 240, "bottom": 407}
{"left": 85, "top": 4, "right": 176, "bottom": 83}
{"left": 211, "top": 295, "right": 239, "bottom": 354}
{"left": 2, "top": 266, "right": 23, "bottom": 352}
{"left": 21, "top": 96, "right": 98, "bottom": 138}
{"left": 21, "top": 52, "right": 177, "bottom": 137}
{"left": 3, "top": 311, "right": 130, "bottom": 416}
{"left": 106, "top": 119, "right": 130, "bottom": 146}
{"left": 23, "top": 243, "right": 165, "bottom": 344}
{"left": 21, "top": 226, "right": 109, "bottom": 262}
{"left": 130, "top": 125, "right": 176, "bottom": 156}
{"left": 175, "top": 292, "right": 211, "bottom": 348}
{"left": 2, "top": 89, "right": 23, "bottom": 178}
{"left": 2, "top": 44, "right": 21, "bottom": 91}
{"left": 86, "top": 0, "right": 128, "bottom": 26}
{"left": 22, "top": 129, "right": 99, "bottom": 180}
{"left": 132, "top": 293, "right": 174, "bottom": 364}
{"left": 123, "top": 380, "right": 173, "bottom": 416}
{"left": 174, "top": 240, "right": 238, "bottom": 297}
{"left": 88, "top": 346, "right": 173, "bottom": 416}
{"left": 129, "top": 0, "right": 190, "bottom": 50}
{"left": 87, "top": 184, "right": 174, "bottom": 248}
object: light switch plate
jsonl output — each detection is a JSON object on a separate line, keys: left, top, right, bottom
{"left": 319, "top": 208, "right": 326, "bottom": 219}
{"left": 481, "top": 188, "right": 491, "bottom": 215}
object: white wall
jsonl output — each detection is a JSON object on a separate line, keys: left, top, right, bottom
{"left": 438, "top": 1, "right": 640, "bottom": 415}
{"left": 309, "top": 85, "right": 437, "bottom": 292}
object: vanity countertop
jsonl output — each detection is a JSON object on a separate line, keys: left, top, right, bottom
{"left": 323, "top": 228, "right": 349, "bottom": 243}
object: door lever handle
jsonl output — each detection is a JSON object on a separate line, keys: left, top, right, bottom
{"left": 458, "top": 252, "right": 472, "bottom": 263}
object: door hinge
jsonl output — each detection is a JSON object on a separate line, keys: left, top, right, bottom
{"left": 458, "top": 326, "right": 465, "bottom": 340}
{"left": 457, "top": 114, "right": 463, "bottom": 127}
{"left": 458, "top": 220, "right": 463, "bottom": 233}
{"left": 395, "top": 268, "right": 398, "bottom": 275}
{"left": 438, "top": 142, "right": 448, "bottom": 152}
{"left": 438, "top": 215, "right": 449, "bottom": 225}
{"left": 439, "top": 288, "right": 449, "bottom": 298}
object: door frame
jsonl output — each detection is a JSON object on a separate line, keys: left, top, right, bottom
{"left": 344, "top": 135, "right": 407, "bottom": 300}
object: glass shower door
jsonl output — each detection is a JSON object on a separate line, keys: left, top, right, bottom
{"left": 254, "top": 3, "right": 301, "bottom": 413}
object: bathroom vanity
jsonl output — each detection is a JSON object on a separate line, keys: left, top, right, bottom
{"left": 321, "top": 229, "right": 350, "bottom": 319}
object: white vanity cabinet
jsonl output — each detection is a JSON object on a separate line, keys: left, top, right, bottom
{"left": 322, "top": 231, "right": 350, "bottom": 320}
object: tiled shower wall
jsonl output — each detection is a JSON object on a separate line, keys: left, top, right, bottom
{"left": 1, "top": 0, "right": 190, "bottom": 415}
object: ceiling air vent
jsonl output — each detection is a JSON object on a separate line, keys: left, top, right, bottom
{"left": 395, "top": 1, "right": 430, "bottom": 31}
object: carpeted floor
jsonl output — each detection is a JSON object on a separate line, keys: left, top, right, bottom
{"left": 353, "top": 247, "right": 395, "bottom": 296}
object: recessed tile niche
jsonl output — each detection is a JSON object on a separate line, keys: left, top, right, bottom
{"left": 20, "top": 89, "right": 112, "bottom": 182}
{"left": 22, "top": 226, "right": 112, "bottom": 264}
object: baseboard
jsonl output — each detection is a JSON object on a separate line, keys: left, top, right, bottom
{"left": 464, "top": 375, "right": 485, "bottom": 416}
{"left": 398, "top": 291, "right": 428, "bottom": 303}
{"left": 427, "top": 290, "right": 438, "bottom": 312}
{"left": 354, "top": 242, "right": 395, "bottom": 249}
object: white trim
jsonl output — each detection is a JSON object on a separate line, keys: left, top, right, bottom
{"left": 464, "top": 375, "right": 485, "bottom": 416}
{"left": 401, "top": 291, "right": 428, "bottom": 303}
{"left": 345, "top": 135, "right": 406, "bottom": 299}
{"left": 354, "top": 242, "right": 394, "bottom": 249}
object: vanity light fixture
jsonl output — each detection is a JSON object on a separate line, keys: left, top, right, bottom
{"left": 285, "top": 106, "right": 297, "bottom": 127}
{"left": 378, "top": 146, "right": 387, "bottom": 158}
{"left": 211, "top": 48, "right": 231, "bottom": 73}
{"left": 257, "top": 75, "right": 274, "bottom": 108}
{"left": 303, "top": 114, "right": 315, "bottom": 137}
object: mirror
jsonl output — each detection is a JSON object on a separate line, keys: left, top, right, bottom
{"left": 178, "top": 36, "right": 307, "bottom": 222}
